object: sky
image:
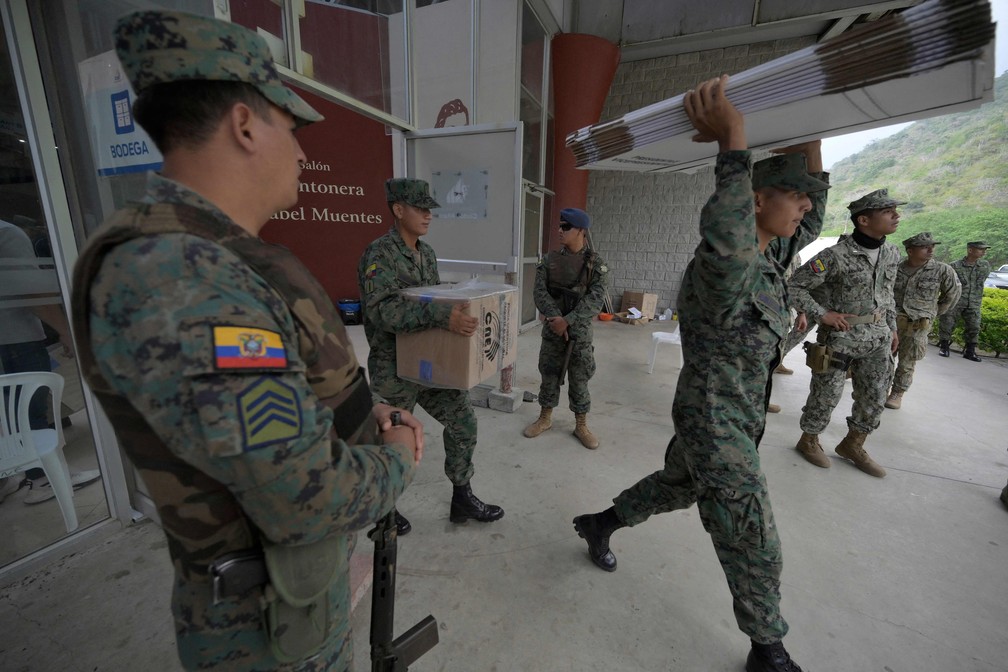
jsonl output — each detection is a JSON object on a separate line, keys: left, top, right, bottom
{"left": 820, "top": 0, "right": 1008, "bottom": 169}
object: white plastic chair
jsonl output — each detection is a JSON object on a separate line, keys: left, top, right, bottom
{"left": 0, "top": 371, "right": 78, "bottom": 531}
{"left": 647, "top": 326, "right": 683, "bottom": 374}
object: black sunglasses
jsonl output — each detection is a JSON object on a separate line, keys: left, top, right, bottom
{"left": 559, "top": 222, "right": 573, "bottom": 232}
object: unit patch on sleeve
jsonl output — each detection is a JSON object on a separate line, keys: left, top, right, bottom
{"left": 238, "top": 377, "right": 302, "bottom": 450}
{"left": 214, "top": 326, "right": 288, "bottom": 369}
{"left": 810, "top": 258, "right": 826, "bottom": 274}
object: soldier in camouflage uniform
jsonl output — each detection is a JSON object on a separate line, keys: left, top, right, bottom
{"left": 573, "top": 76, "right": 824, "bottom": 672}
{"left": 522, "top": 207, "right": 609, "bottom": 448}
{"left": 884, "top": 232, "right": 961, "bottom": 409}
{"left": 938, "top": 241, "right": 992, "bottom": 361}
{"left": 789, "top": 189, "right": 903, "bottom": 478}
{"left": 358, "top": 178, "right": 504, "bottom": 534}
{"left": 69, "top": 12, "right": 422, "bottom": 672}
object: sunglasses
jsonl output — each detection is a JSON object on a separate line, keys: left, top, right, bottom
{"left": 559, "top": 223, "right": 573, "bottom": 232}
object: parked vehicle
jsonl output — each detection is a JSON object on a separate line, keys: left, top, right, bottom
{"left": 985, "top": 264, "right": 1008, "bottom": 290}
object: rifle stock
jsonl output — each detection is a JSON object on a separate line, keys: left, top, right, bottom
{"left": 558, "top": 331, "right": 576, "bottom": 385}
{"left": 369, "top": 510, "right": 439, "bottom": 671}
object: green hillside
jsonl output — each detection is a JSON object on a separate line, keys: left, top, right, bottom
{"left": 821, "top": 71, "right": 1008, "bottom": 266}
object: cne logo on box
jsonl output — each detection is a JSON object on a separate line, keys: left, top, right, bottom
{"left": 483, "top": 311, "right": 501, "bottom": 362}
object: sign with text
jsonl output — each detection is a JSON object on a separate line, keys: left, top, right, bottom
{"left": 261, "top": 86, "right": 393, "bottom": 302}
{"left": 78, "top": 51, "right": 163, "bottom": 177}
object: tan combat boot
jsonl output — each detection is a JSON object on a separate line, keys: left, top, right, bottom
{"left": 574, "top": 413, "right": 599, "bottom": 449}
{"left": 795, "top": 432, "right": 830, "bottom": 468}
{"left": 523, "top": 407, "right": 553, "bottom": 438}
{"left": 884, "top": 391, "right": 903, "bottom": 410}
{"left": 773, "top": 364, "right": 793, "bottom": 375}
{"left": 835, "top": 429, "right": 886, "bottom": 478}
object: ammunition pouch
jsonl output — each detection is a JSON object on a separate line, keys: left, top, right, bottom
{"left": 260, "top": 536, "right": 344, "bottom": 662}
{"left": 803, "top": 341, "right": 854, "bottom": 373}
{"left": 208, "top": 536, "right": 344, "bottom": 663}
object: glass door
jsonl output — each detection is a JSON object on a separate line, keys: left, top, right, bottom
{"left": 0, "top": 4, "right": 109, "bottom": 569}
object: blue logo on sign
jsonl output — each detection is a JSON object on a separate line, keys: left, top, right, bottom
{"left": 111, "top": 90, "right": 133, "bottom": 135}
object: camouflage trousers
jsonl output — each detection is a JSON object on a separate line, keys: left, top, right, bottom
{"left": 537, "top": 334, "right": 596, "bottom": 413}
{"left": 892, "top": 315, "right": 931, "bottom": 393}
{"left": 613, "top": 436, "right": 787, "bottom": 644}
{"left": 938, "top": 300, "right": 981, "bottom": 344}
{"left": 800, "top": 336, "right": 894, "bottom": 435}
{"left": 374, "top": 377, "right": 476, "bottom": 486}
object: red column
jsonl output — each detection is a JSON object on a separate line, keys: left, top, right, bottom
{"left": 549, "top": 34, "right": 619, "bottom": 251}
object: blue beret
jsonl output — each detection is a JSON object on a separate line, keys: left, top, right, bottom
{"left": 560, "top": 207, "right": 590, "bottom": 230}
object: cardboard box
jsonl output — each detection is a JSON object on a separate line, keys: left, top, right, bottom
{"left": 620, "top": 291, "right": 658, "bottom": 319}
{"left": 396, "top": 282, "right": 518, "bottom": 390}
{"left": 614, "top": 310, "right": 650, "bottom": 326}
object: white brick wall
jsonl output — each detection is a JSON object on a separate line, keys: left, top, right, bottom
{"left": 587, "top": 37, "right": 817, "bottom": 314}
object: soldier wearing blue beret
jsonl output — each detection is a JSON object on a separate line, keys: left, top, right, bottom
{"left": 70, "top": 11, "right": 421, "bottom": 671}
{"left": 523, "top": 207, "right": 609, "bottom": 448}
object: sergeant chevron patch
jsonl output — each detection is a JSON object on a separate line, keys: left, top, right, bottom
{"left": 238, "top": 377, "right": 302, "bottom": 450}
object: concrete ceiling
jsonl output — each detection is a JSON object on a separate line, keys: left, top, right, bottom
{"left": 570, "top": 0, "right": 922, "bottom": 61}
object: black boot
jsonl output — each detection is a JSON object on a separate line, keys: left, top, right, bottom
{"left": 938, "top": 339, "right": 951, "bottom": 357}
{"left": 964, "top": 343, "right": 982, "bottom": 362}
{"left": 572, "top": 507, "right": 622, "bottom": 572}
{"left": 395, "top": 510, "right": 412, "bottom": 536}
{"left": 450, "top": 483, "right": 504, "bottom": 523}
{"left": 746, "top": 641, "right": 804, "bottom": 672}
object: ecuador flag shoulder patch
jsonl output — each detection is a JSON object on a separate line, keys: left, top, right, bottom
{"left": 810, "top": 258, "right": 826, "bottom": 274}
{"left": 213, "top": 326, "right": 288, "bottom": 369}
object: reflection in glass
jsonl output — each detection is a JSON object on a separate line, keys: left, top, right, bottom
{"left": 520, "top": 2, "right": 547, "bottom": 184}
{"left": 0, "top": 11, "right": 107, "bottom": 568}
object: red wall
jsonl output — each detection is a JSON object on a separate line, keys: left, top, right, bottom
{"left": 261, "top": 87, "right": 393, "bottom": 302}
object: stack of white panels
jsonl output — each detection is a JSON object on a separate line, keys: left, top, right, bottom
{"left": 567, "top": 0, "right": 996, "bottom": 173}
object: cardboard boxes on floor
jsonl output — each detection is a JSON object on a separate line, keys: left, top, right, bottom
{"left": 396, "top": 282, "right": 518, "bottom": 389}
{"left": 616, "top": 291, "right": 658, "bottom": 325}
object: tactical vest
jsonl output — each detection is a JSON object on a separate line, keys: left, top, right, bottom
{"left": 71, "top": 202, "right": 377, "bottom": 578}
{"left": 546, "top": 249, "right": 594, "bottom": 314}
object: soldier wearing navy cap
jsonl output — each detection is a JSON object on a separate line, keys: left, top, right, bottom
{"left": 938, "top": 241, "right": 992, "bottom": 361}
{"left": 523, "top": 207, "right": 609, "bottom": 448}
{"left": 573, "top": 75, "right": 826, "bottom": 672}
{"left": 70, "top": 11, "right": 421, "bottom": 671}
{"left": 788, "top": 188, "right": 905, "bottom": 478}
{"left": 358, "top": 177, "right": 505, "bottom": 535}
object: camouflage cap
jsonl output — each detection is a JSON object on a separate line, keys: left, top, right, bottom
{"left": 385, "top": 178, "right": 440, "bottom": 209}
{"left": 751, "top": 153, "right": 830, "bottom": 193}
{"left": 847, "top": 188, "right": 907, "bottom": 215}
{"left": 902, "top": 232, "right": 941, "bottom": 247}
{"left": 966, "top": 240, "right": 992, "bottom": 249}
{"left": 114, "top": 10, "right": 322, "bottom": 126}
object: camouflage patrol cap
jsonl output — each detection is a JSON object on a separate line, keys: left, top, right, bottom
{"left": 385, "top": 178, "right": 440, "bottom": 209}
{"left": 114, "top": 10, "right": 323, "bottom": 126}
{"left": 967, "top": 241, "right": 991, "bottom": 249}
{"left": 751, "top": 154, "right": 830, "bottom": 193}
{"left": 902, "top": 232, "right": 941, "bottom": 247}
{"left": 847, "top": 188, "right": 907, "bottom": 216}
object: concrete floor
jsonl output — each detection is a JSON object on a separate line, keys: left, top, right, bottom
{"left": 2, "top": 319, "right": 1006, "bottom": 672}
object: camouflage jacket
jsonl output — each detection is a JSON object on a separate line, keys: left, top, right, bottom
{"left": 358, "top": 227, "right": 453, "bottom": 386}
{"left": 674, "top": 151, "right": 827, "bottom": 491}
{"left": 71, "top": 174, "right": 415, "bottom": 671}
{"left": 533, "top": 245, "right": 609, "bottom": 342}
{"left": 950, "top": 257, "right": 991, "bottom": 308}
{"left": 895, "top": 258, "right": 961, "bottom": 321}
{"left": 789, "top": 235, "right": 899, "bottom": 350}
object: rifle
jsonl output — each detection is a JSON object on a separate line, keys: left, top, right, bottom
{"left": 369, "top": 412, "right": 439, "bottom": 671}
{"left": 558, "top": 330, "right": 576, "bottom": 385}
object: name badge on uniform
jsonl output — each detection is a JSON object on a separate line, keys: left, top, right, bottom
{"left": 756, "top": 291, "right": 781, "bottom": 312}
{"left": 213, "top": 326, "right": 288, "bottom": 369}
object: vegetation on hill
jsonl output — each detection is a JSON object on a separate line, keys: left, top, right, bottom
{"left": 821, "top": 71, "right": 1008, "bottom": 266}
